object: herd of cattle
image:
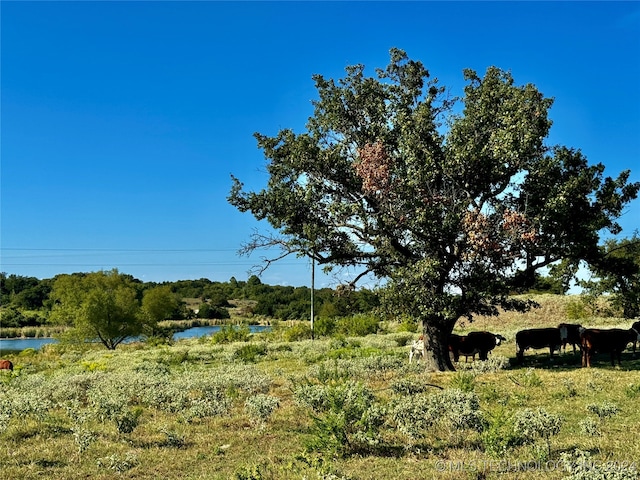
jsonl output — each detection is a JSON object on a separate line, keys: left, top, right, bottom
{"left": 1, "top": 322, "right": 639, "bottom": 372}
{"left": 409, "top": 320, "right": 640, "bottom": 368}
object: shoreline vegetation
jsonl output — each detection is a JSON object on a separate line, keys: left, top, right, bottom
{"left": 0, "top": 318, "right": 274, "bottom": 340}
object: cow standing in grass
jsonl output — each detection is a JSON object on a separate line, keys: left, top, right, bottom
{"left": 580, "top": 327, "right": 640, "bottom": 367}
{"left": 632, "top": 321, "right": 640, "bottom": 356}
{"left": 449, "top": 331, "right": 506, "bottom": 362}
{"left": 515, "top": 327, "right": 563, "bottom": 362}
{"left": 558, "top": 323, "right": 583, "bottom": 354}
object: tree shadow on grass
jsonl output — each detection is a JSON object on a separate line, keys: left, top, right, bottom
{"left": 507, "top": 350, "right": 640, "bottom": 372}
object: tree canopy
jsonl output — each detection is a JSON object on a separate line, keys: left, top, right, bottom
{"left": 229, "top": 49, "right": 640, "bottom": 371}
{"left": 581, "top": 234, "right": 640, "bottom": 319}
{"left": 50, "top": 269, "right": 146, "bottom": 350}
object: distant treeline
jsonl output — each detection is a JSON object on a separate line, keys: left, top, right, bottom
{"left": 0, "top": 272, "right": 380, "bottom": 328}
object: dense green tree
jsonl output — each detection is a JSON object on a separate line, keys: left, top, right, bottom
{"left": 581, "top": 234, "right": 640, "bottom": 318}
{"left": 229, "top": 49, "right": 639, "bottom": 371}
{"left": 141, "top": 285, "right": 180, "bottom": 329}
{"left": 50, "top": 269, "right": 144, "bottom": 350}
{"left": 202, "top": 283, "right": 231, "bottom": 307}
{"left": 197, "top": 303, "right": 231, "bottom": 319}
{"left": 522, "top": 273, "right": 566, "bottom": 295}
{"left": 0, "top": 274, "right": 51, "bottom": 310}
{"left": 0, "top": 306, "right": 27, "bottom": 328}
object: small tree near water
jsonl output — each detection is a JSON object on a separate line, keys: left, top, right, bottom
{"left": 50, "top": 269, "right": 145, "bottom": 350}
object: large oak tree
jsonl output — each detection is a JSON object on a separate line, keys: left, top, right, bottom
{"left": 229, "top": 49, "right": 639, "bottom": 371}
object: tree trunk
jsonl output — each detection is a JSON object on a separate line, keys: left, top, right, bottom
{"left": 421, "top": 320, "right": 456, "bottom": 372}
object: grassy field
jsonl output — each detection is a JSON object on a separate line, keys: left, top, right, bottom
{"left": 1, "top": 295, "right": 639, "bottom": 480}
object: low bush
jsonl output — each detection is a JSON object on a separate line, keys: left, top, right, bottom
{"left": 513, "top": 407, "right": 563, "bottom": 458}
{"left": 244, "top": 394, "right": 280, "bottom": 427}
{"left": 234, "top": 343, "right": 268, "bottom": 363}
{"left": 295, "top": 381, "right": 384, "bottom": 458}
{"left": 482, "top": 409, "right": 525, "bottom": 457}
{"left": 389, "top": 389, "right": 484, "bottom": 445}
{"left": 449, "top": 371, "right": 476, "bottom": 392}
{"left": 560, "top": 449, "right": 638, "bottom": 480}
{"left": 624, "top": 382, "right": 640, "bottom": 398}
{"left": 335, "top": 314, "right": 379, "bottom": 337}
{"left": 211, "top": 325, "right": 251, "bottom": 344}
{"left": 283, "top": 323, "right": 312, "bottom": 342}
{"left": 586, "top": 401, "right": 619, "bottom": 420}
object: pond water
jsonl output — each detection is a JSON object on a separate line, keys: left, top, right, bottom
{"left": 0, "top": 325, "right": 271, "bottom": 353}
{"left": 172, "top": 324, "right": 270, "bottom": 339}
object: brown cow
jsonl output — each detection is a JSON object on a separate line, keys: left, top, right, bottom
{"left": 580, "top": 327, "right": 640, "bottom": 367}
{"left": 0, "top": 359, "right": 13, "bottom": 371}
{"left": 449, "top": 331, "right": 506, "bottom": 362}
{"left": 515, "top": 327, "right": 563, "bottom": 362}
{"left": 558, "top": 323, "right": 583, "bottom": 354}
{"left": 448, "top": 334, "right": 478, "bottom": 362}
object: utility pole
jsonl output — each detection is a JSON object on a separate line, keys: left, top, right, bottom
{"left": 310, "top": 252, "right": 315, "bottom": 340}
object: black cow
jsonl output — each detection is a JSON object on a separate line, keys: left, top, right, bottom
{"left": 515, "top": 327, "right": 562, "bottom": 362}
{"left": 558, "top": 323, "right": 583, "bottom": 354}
{"left": 632, "top": 321, "right": 640, "bottom": 355}
{"left": 449, "top": 331, "right": 505, "bottom": 362}
{"left": 581, "top": 327, "right": 640, "bottom": 367}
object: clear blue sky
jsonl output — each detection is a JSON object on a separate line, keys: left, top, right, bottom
{"left": 2, "top": 1, "right": 639, "bottom": 288}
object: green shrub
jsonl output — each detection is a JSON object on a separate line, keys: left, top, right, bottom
{"left": 72, "top": 423, "right": 96, "bottom": 454}
{"left": 560, "top": 449, "right": 638, "bottom": 480}
{"left": 244, "top": 394, "right": 280, "bottom": 426}
{"left": 234, "top": 343, "right": 268, "bottom": 363}
{"left": 234, "top": 463, "right": 266, "bottom": 480}
{"left": 313, "top": 316, "right": 336, "bottom": 337}
{"left": 115, "top": 406, "right": 143, "bottom": 434}
{"left": 293, "top": 381, "right": 384, "bottom": 457}
{"left": 586, "top": 402, "right": 619, "bottom": 420}
{"left": 510, "top": 368, "right": 543, "bottom": 388}
{"left": 578, "top": 417, "right": 600, "bottom": 437}
{"left": 211, "top": 325, "right": 250, "bottom": 344}
{"left": 456, "top": 356, "right": 510, "bottom": 374}
{"left": 145, "top": 335, "right": 172, "bottom": 347}
{"left": 388, "top": 332, "right": 415, "bottom": 347}
{"left": 449, "top": 371, "right": 476, "bottom": 392}
{"left": 390, "top": 378, "right": 431, "bottom": 396}
{"left": 335, "top": 314, "right": 379, "bottom": 337}
{"left": 389, "top": 389, "right": 484, "bottom": 444}
{"left": 565, "top": 298, "right": 587, "bottom": 320}
{"left": 160, "top": 427, "right": 186, "bottom": 448}
{"left": 396, "top": 318, "right": 418, "bottom": 333}
{"left": 482, "top": 409, "right": 525, "bottom": 457}
{"left": 282, "top": 323, "right": 312, "bottom": 342}
{"left": 389, "top": 394, "right": 438, "bottom": 441}
{"left": 0, "top": 307, "right": 21, "bottom": 328}
{"left": 625, "top": 383, "right": 640, "bottom": 398}
{"left": 513, "top": 407, "right": 563, "bottom": 457}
